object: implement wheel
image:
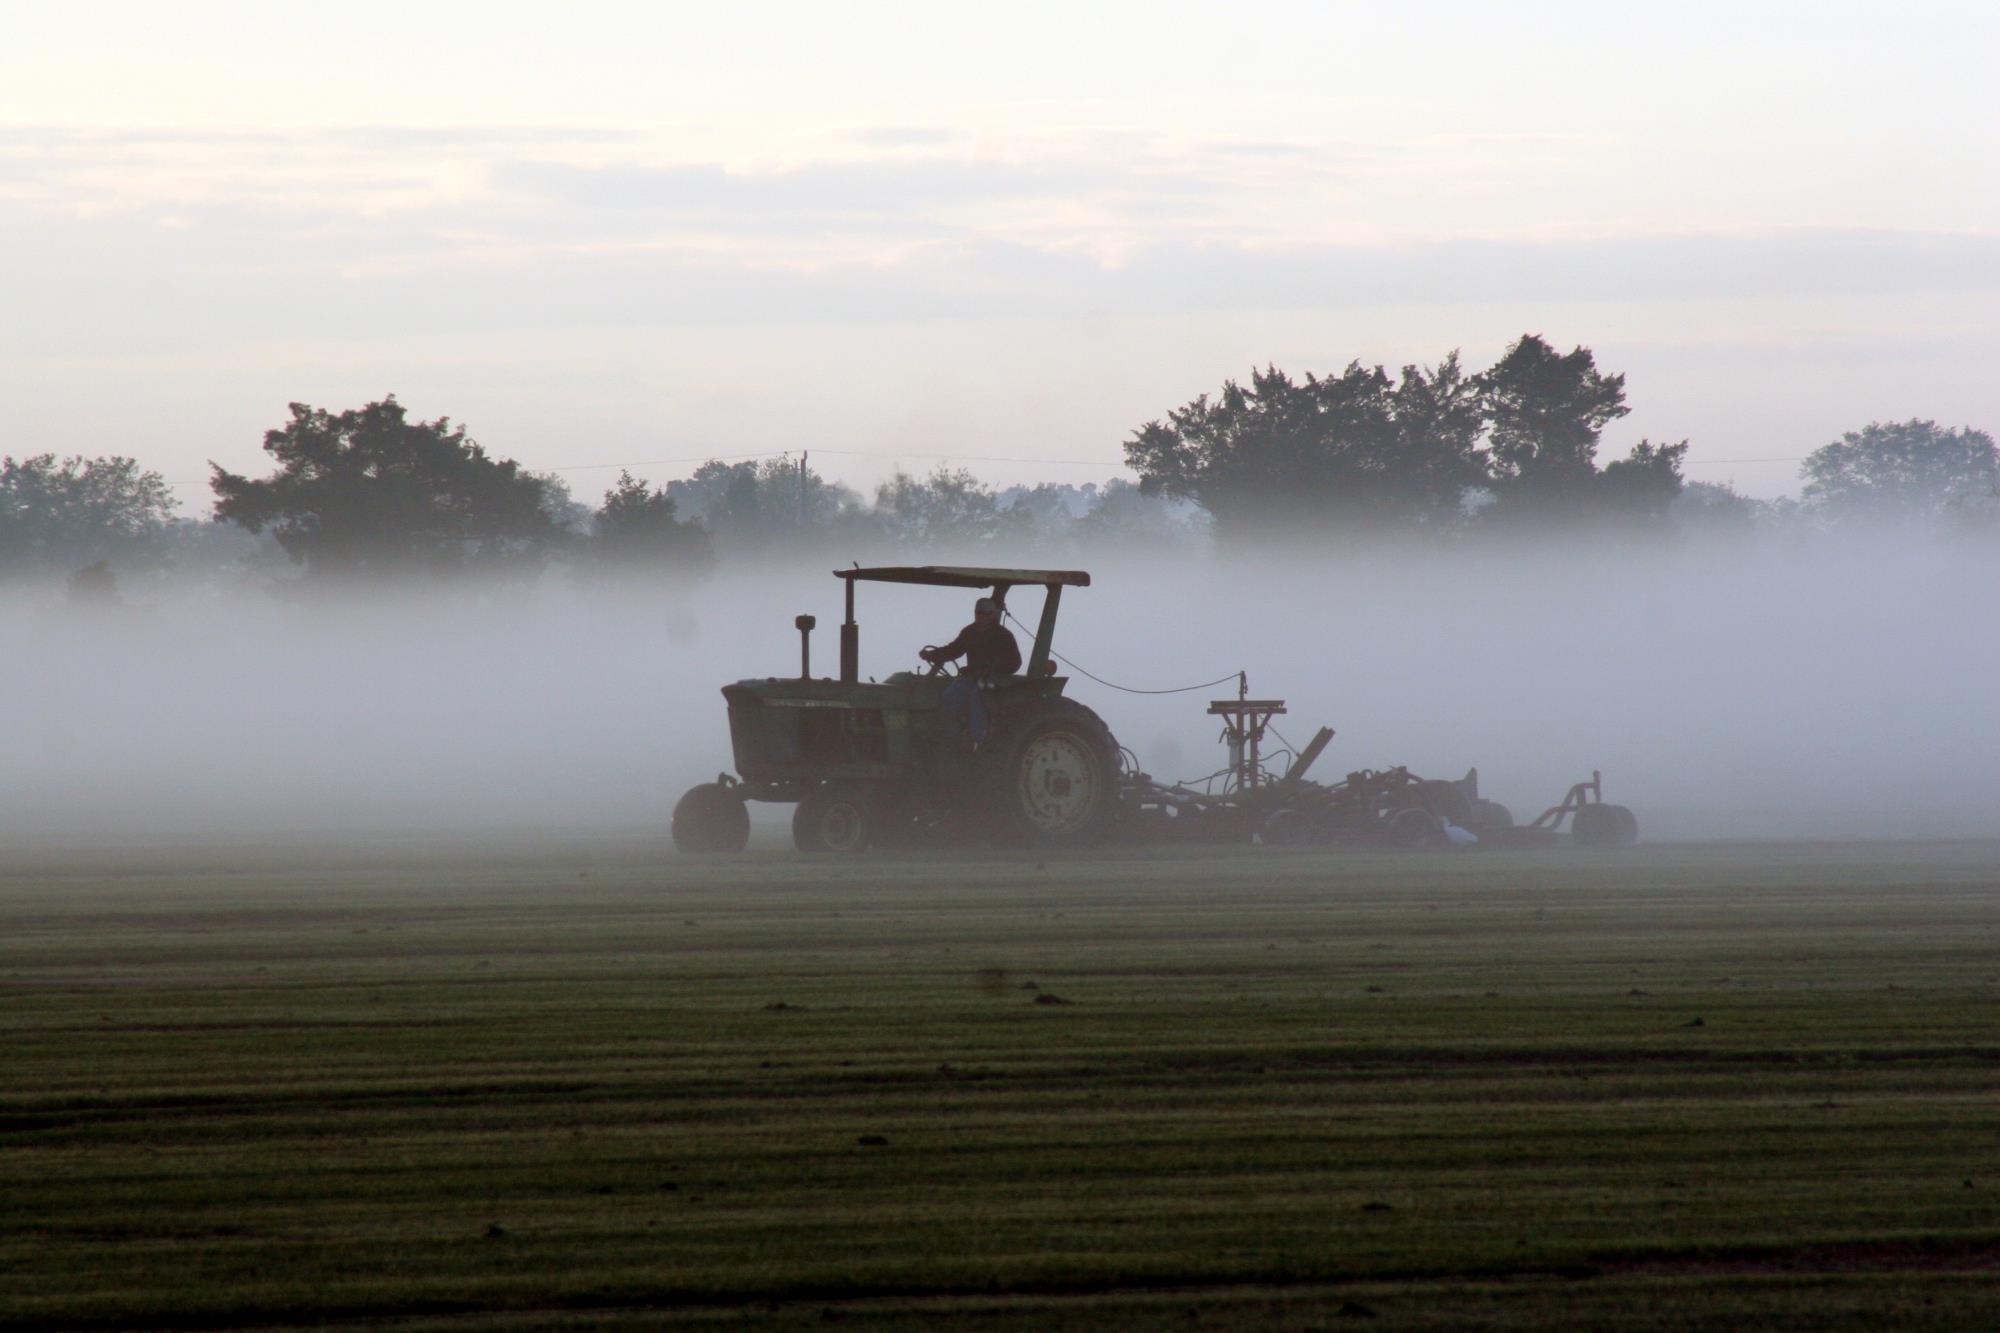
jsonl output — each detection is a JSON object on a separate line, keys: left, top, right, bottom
{"left": 1573, "top": 802, "right": 1638, "bottom": 849}
{"left": 1419, "top": 779, "right": 1474, "bottom": 828}
{"left": 672, "top": 782, "right": 750, "bottom": 854}
{"left": 793, "top": 785, "right": 871, "bottom": 854}
{"left": 984, "top": 703, "right": 1118, "bottom": 847}
{"left": 1387, "top": 807, "right": 1441, "bottom": 848}
{"left": 1261, "top": 808, "right": 1306, "bottom": 846}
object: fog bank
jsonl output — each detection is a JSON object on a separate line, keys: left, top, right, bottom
{"left": 4, "top": 535, "right": 1994, "bottom": 844}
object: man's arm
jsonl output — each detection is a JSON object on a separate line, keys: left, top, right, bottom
{"left": 923, "top": 624, "right": 975, "bottom": 664}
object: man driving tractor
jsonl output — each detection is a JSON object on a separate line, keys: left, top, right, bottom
{"left": 920, "top": 595, "right": 1022, "bottom": 745}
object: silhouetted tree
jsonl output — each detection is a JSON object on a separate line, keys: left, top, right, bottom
{"left": 1946, "top": 489, "right": 2000, "bottom": 536}
{"left": 530, "top": 471, "right": 593, "bottom": 535}
{"left": 982, "top": 480, "right": 1208, "bottom": 555}
{"left": 874, "top": 466, "right": 1018, "bottom": 551}
{"left": 65, "top": 559, "right": 122, "bottom": 607}
{"left": 1479, "top": 334, "right": 1631, "bottom": 522}
{"left": 590, "top": 470, "right": 713, "bottom": 574}
{"left": 1800, "top": 419, "right": 1999, "bottom": 529}
{"left": 210, "top": 398, "right": 563, "bottom": 579}
{"left": 1072, "top": 478, "right": 1208, "bottom": 551}
{"left": 994, "top": 482, "right": 1090, "bottom": 550}
{"left": 157, "top": 518, "right": 288, "bottom": 592}
{"left": 1387, "top": 352, "right": 1490, "bottom": 523}
{"left": 1671, "top": 479, "right": 1759, "bottom": 542}
{"left": 1597, "top": 439, "right": 1690, "bottom": 533}
{"left": 0, "top": 453, "right": 178, "bottom": 577}
{"left": 664, "top": 456, "right": 869, "bottom": 555}
{"left": 1123, "top": 357, "right": 1484, "bottom": 544}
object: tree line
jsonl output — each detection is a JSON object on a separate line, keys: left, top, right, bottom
{"left": 4, "top": 335, "right": 1995, "bottom": 595}
{"left": 1125, "top": 335, "right": 1997, "bottom": 543}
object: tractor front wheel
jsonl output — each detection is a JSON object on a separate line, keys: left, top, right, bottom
{"left": 672, "top": 782, "right": 750, "bottom": 854}
{"left": 793, "top": 785, "right": 872, "bottom": 854}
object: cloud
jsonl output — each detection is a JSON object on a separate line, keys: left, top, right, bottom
{"left": 846, "top": 126, "right": 963, "bottom": 148}
{"left": 0, "top": 123, "right": 1631, "bottom": 257}
{"left": 459, "top": 228, "right": 2000, "bottom": 329}
{"left": 325, "top": 126, "right": 642, "bottom": 150}
{"left": 487, "top": 155, "right": 1202, "bottom": 222}
{"left": 0, "top": 124, "right": 638, "bottom": 150}
{"left": 3, "top": 116, "right": 1997, "bottom": 356}
{"left": 0, "top": 124, "right": 641, "bottom": 220}
{"left": 0, "top": 124, "right": 1233, "bottom": 252}
{"left": 1103, "top": 230, "right": 2000, "bottom": 312}
{"left": 1201, "top": 139, "right": 1324, "bottom": 161}
{"left": 6, "top": 197, "right": 1997, "bottom": 365}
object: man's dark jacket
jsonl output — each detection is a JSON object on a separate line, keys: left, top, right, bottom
{"left": 934, "top": 618, "right": 1021, "bottom": 678}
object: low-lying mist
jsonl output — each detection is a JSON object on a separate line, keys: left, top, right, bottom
{"left": 5, "top": 532, "right": 1994, "bottom": 845}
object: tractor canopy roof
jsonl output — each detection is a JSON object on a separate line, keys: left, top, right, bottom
{"left": 834, "top": 565, "right": 1090, "bottom": 589}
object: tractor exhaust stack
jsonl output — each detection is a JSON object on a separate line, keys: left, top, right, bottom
{"left": 794, "top": 614, "right": 816, "bottom": 679}
{"left": 839, "top": 577, "right": 859, "bottom": 682}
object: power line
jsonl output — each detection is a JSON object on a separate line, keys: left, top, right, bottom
{"left": 541, "top": 449, "right": 1127, "bottom": 475}
{"left": 542, "top": 450, "right": 795, "bottom": 473}
{"left": 538, "top": 448, "right": 1803, "bottom": 475}
{"left": 253, "top": 450, "right": 1110, "bottom": 482}
{"left": 819, "top": 450, "right": 1126, "bottom": 468}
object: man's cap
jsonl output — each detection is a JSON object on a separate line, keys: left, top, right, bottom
{"left": 974, "top": 597, "right": 998, "bottom": 615}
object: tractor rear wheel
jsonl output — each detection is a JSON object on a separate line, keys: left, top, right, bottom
{"left": 984, "top": 703, "right": 1119, "bottom": 847}
{"left": 793, "top": 785, "right": 872, "bottom": 854}
{"left": 672, "top": 782, "right": 750, "bottom": 854}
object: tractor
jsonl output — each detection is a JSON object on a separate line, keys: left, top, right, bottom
{"left": 670, "top": 566, "right": 1122, "bottom": 853}
{"left": 671, "top": 564, "right": 1639, "bottom": 855}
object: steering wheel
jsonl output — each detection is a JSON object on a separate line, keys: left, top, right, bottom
{"left": 918, "top": 646, "right": 955, "bottom": 678}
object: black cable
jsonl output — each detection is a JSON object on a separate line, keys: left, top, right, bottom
{"left": 1002, "top": 608, "right": 1239, "bottom": 696}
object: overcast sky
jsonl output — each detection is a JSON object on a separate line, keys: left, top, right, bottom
{"left": 3, "top": 0, "right": 1996, "bottom": 509}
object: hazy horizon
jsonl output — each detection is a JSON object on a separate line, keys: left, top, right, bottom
{"left": 5, "top": 528, "right": 1993, "bottom": 847}
{"left": 5, "top": 2, "right": 1998, "bottom": 511}
{"left": 6, "top": 4, "right": 1995, "bottom": 851}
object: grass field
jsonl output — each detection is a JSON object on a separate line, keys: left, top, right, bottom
{"left": 3, "top": 837, "right": 1997, "bottom": 1330}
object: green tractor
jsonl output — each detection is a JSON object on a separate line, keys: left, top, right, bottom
{"left": 671, "top": 566, "right": 1123, "bottom": 854}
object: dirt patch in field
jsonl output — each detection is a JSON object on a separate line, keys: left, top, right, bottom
{"left": 1599, "top": 1237, "right": 2000, "bottom": 1275}
{"left": 1149, "top": 1045, "right": 2000, "bottom": 1074}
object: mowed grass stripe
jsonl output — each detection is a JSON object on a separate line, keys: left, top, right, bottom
{"left": 2, "top": 839, "right": 1997, "bottom": 1329}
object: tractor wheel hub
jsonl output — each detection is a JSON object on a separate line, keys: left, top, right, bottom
{"left": 1016, "top": 731, "right": 1099, "bottom": 833}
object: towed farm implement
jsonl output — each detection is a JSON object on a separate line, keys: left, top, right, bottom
{"left": 671, "top": 565, "right": 1638, "bottom": 854}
